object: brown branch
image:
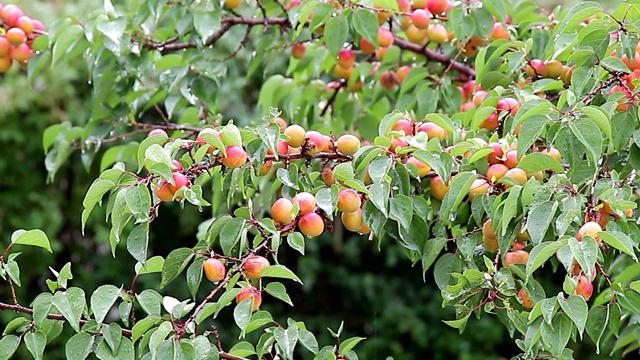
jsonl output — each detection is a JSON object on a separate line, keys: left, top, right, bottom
{"left": 393, "top": 36, "right": 477, "bottom": 78}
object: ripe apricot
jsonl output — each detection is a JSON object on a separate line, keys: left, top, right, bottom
{"left": 468, "top": 179, "right": 489, "bottom": 200}
{"left": 380, "top": 70, "right": 399, "bottom": 90}
{"left": 221, "top": 146, "right": 248, "bottom": 168}
{"left": 305, "top": 131, "right": 327, "bottom": 155}
{"left": 293, "top": 192, "right": 316, "bottom": 215}
{"left": 417, "top": 122, "right": 447, "bottom": 141}
{"left": 6, "top": 28, "right": 26, "bottom": 46}
{"left": 360, "top": 37, "right": 375, "bottom": 54}
{"left": 225, "top": 0, "right": 243, "bottom": 9}
{"left": 244, "top": 255, "right": 270, "bottom": 279}
{"left": 236, "top": 287, "right": 262, "bottom": 311}
{"left": 148, "top": 129, "right": 167, "bottom": 137}
{"left": 504, "top": 250, "right": 530, "bottom": 266}
{"left": 492, "top": 22, "right": 510, "bottom": 40}
{"left": 427, "top": 0, "right": 448, "bottom": 14}
{"left": 196, "top": 128, "right": 221, "bottom": 153}
{"left": 487, "top": 142, "right": 504, "bottom": 164}
{"left": 541, "top": 147, "right": 561, "bottom": 162}
{"left": 378, "top": 28, "right": 394, "bottom": 47}
{"left": 497, "top": 98, "right": 520, "bottom": 117}
{"left": 203, "top": 258, "right": 227, "bottom": 282}
{"left": 577, "top": 221, "right": 602, "bottom": 246}
{"left": 518, "top": 288, "right": 534, "bottom": 308}
{"left": 575, "top": 274, "right": 593, "bottom": 301}
{"left": 396, "top": 65, "right": 412, "bottom": 84}
{"left": 426, "top": 23, "right": 448, "bottom": 43}
{"left": 392, "top": 119, "right": 414, "bottom": 135}
{"left": 487, "top": 164, "right": 509, "bottom": 182}
{"left": 291, "top": 43, "right": 306, "bottom": 59}
{"left": 483, "top": 235, "right": 499, "bottom": 252}
{"left": 503, "top": 168, "right": 528, "bottom": 187}
{"left": 337, "top": 49, "right": 356, "bottom": 69}
{"left": 406, "top": 156, "right": 431, "bottom": 177}
{"left": 322, "top": 167, "right": 337, "bottom": 185}
{"left": 545, "top": 60, "right": 564, "bottom": 79}
{"left": 472, "top": 90, "right": 488, "bottom": 107}
{"left": 154, "top": 181, "right": 175, "bottom": 202}
{"left": 336, "top": 134, "right": 361, "bottom": 155}
{"left": 338, "top": 189, "right": 361, "bottom": 213}
{"left": 341, "top": 208, "right": 364, "bottom": 232}
{"left": 284, "top": 124, "right": 306, "bottom": 148}
{"left": 411, "top": 9, "right": 431, "bottom": 29}
{"left": 271, "top": 198, "right": 295, "bottom": 225}
{"left": 430, "top": 175, "right": 450, "bottom": 200}
{"left": 406, "top": 25, "right": 428, "bottom": 46}
{"left": 298, "top": 212, "right": 325, "bottom": 237}
{"left": 483, "top": 219, "right": 497, "bottom": 239}
{"left": 480, "top": 112, "right": 499, "bottom": 131}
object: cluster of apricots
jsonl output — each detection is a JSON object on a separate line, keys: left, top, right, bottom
{"left": 0, "top": 3, "right": 44, "bottom": 72}
{"left": 203, "top": 254, "right": 271, "bottom": 311}
{"left": 525, "top": 59, "right": 574, "bottom": 85}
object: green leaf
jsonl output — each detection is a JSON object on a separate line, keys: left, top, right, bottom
{"left": 352, "top": 10, "right": 378, "bottom": 47}
{"left": 389, "top": 195, "right": 413, "bottom": 230}
{"left": 324, "top": 15, "right": 348, "bottom": 56}
{"left": 439, "top": 172, "right": 477, "bottom": 220}
{"left": 569, "top": 118, "right": 602, "bottom": 164}
{"left": 52, "top": 287, "right": 86, "bottom": 332}
{"left": 91, "top": 285, "right": 121, "bottom": 324}
{"left": 160, "top": 248, "right": 195, "bottom": 288}
{"left": 136, "top": 256, "right": 165, "bottom": 275}
{"left": 600, "top": 56, "right": 630, "bottom": 73}
{"left": 287, "top": 232, "right": 305, "bottom": 255}
{"left": 24, "top": 331, "right": 46, "bottom": 360}
{"left": 2, "top": 318, "right": 29, "bottom": 336}
{"left": 102, "top": 323, "right": 122, "bottom": 354}
{"left": 339, "top": 337, "right": 366, "bottom": 355}
{"left": 526, "top": 241, "right": 565, "bottom": 278}
{"left": 298, "top": 329, "right": 319, "bottom": 355}
{"left": 193, "top": 11, "right": 221, "bottom": 41}
{"left": 333, "top": 162, "right": 355, "bottom": 183}
{"left": 220, "top": 218, "right": 246, "bottom": 256}
{"left": 274, "top": 324, "right": 298, "bottom": 359}
{"left": 599, "top": 231, "right": 638, "bottom": 262}
{"left": 31, "top": 294, "right": 53, "bottom": 328}
{"left": 0, "top": 335, "right": 20, "bottom": 360}
{"left": 422, "top": 237, "right": 447, "bottom": 274}
{"left": 260, "top": 265, "right": 303, "bottom": 284}
{"left": 540, "top": 314, "right": 572, "bottom": 356}
{"left": 558, "top": 295, "right": 588, "bottom": 337}
{"left": 234, "top": 299, "right": 253, "bottom": 334}
{"left": 265, "top": 282, "right": 293, "bottom": 306}
{"left": 82, "top": 178, "right": 116, "bottom": 232}
{"left": 131, "top": 316, "right": 160, "bottom": 343}
{"left": 434, "top": 253, "right": 462, "bottom": 290}
{"left": 52, "top": 24, "right": 84, "bottom": 67}
{"left": 11, "top": 229, "right": 52, "bottom": 253}
{"left": 581, "top": 106, "right": 612, "bottom": 141}
{"left": 443, "top": 313, "right": 471, "bottom": 333}
{"left": 526, "top": 201, "right": 558, "bottom": 245}
{"left": 586, "top": 305, "right": 608, "bottom": 354}
{"left": 127, "top": 224, "right": 149, "bottom": 266}
{"left": 517, "top": 153, "right": 564, "bottom": 173}
{"left": 555, "top": 1, "right": 601, "bottom": 34}
{"left": 618, "top": 289, "right": 640, "bottom": 315}
{"left": 569, "top": 236, "right": 598, "bottom": 280}
{"left": 94, "top": 336, "right": 134, "bottom": 360}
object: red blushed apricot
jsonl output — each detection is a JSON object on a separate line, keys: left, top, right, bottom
{"left": 6, "top": 28, "right": 26, "bottom": 46}
{"left": 577, "top": 221, "right": 603, "bottom": 246}
{"left": 575, "top": 275, "right": 593, "bottom": 301}
{"left": 271, "top": 198, "right": 294, "bottom": 225}
{"left": 411, "top": 9, "right": 431, "bottom": 29}
{"left": 337, "top": 189, "right": 361, "bottom": 213}
{"left": 503, "top": 150, "right": 520, "bottom": 169}
{"left": 417, "top": 122, "right": 447, "bottom": 141}
{"left": 396, "top": 65, "right": 412, "bottom": 84}
{"left": 244, "top": 255, "right": 270, "bottom": 279}
{"left": 284, "top": 124, "right": 306, "bottom": 147}
{"left": 221, "top": 146, "right": 248, "bottom": 168}
{"left": 518, "top": 288, "right": 534, "bottom": 308}
{"left": 360, "top": 37, "right": 375, "bottom": 54}
{"left": 468, "top": 179, "right": 489, "bottom": 200}
{"left": 380, "top": 70, "right": 399, "bottom": 89}
{"left": 473, "top": 90, "right": 488, "bottom": 107}
{"left": 378, "top": 28, "right": 394, "bottom": 47}
{"left": 336, "top": 134, "right": 361, "bottom": 155}
{"left": 203, "top": 258, "right": 227, "bottom": 282}
{"left": 460, "top": 101, "right": 475, "bottom": 112}
{"left": 154, "top": 181, "right": 175, "bottom": 202}
{"left": 341, "top": 208, "right": 364, "bottom": 232}
{"left": 511, "top": 241, "right": 526, "bottom": 251}
{"left": 406, "top": 25, "right": 428, "bottom": 46}
{"left": 337, "top": 49, "right": 356, "bottom": 69}
{"left": 293, "top": 192, "right": 316, "bottom": 215}
{"left": 487, "top": 163, "right": 509, "bottom": 182}
{"left": 406, "top": 156, "right": 431, "bottom": 177}
{"left": 236, "top": 287, "right": 262, "bottom": 311}
{"left": 462, "top": 36, "right": 485, "bottom": 57}
{"left": 497, "top": 98, "right": 520, "bottom": 117}
{"left": 196, "top": 128, "right": 221, "bottom": 153}
{"left": 333, "top": 64, "right": 354, "bottom": 79}
{"left": 291, "top": 43, "right": 306, "bottom": 59}
{"left": 541, "top": 147, "right": 561, "bottom": 162}
{"left": 426, "top": 23, "right": 448, "bottom": 44}
{"left": 430, "top": 175, "right": 450, "bottom": 200}
{"left": 504, "top": 250, "right": 530, "bottom": 266}
{"left": 148, "top": 128, "right": 167, "bottom": 137}
{"left": 168, "top": 172, "right": 190, "bottom": 194}
{"left": 298, "top": 212, "right": 325, "bottom": 237}
{"left": 492, "top": 22, "right": 510, "bottom": 40}
{"left": 487, "top": 142, "right": 504, "bottom": 164}
{"left": 479, "top": 112, "right": 499, "bottom": 131}
{"left": 504, "top": 168, "right": 528, "bottom": 187}
{"left": 322, "top": 167, "right": 336, "bottom": 185}
{"left": 427, "top": 0, "right": 448, "bottom": 14}
{"left": 259, "top": 160, "right": 273, "bottom": 176}
{"left": 305, "top": 131, "right": 327, "bottom": 155}
{"left": 225, "top": 0, "right": 243, "bottom": 9}
{"left": 389, "top": 137, "right": 408, "bottom": 153}
{"left": 392, "top": 119, "right": 414, "bottom": 135}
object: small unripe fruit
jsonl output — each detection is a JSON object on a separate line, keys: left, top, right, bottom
{"left": 221, "top": 146, "right": 248, "bottom": 168}
{"left": 293, "top": 192, "right": 316, "bottom": 215}
{"left": 203, "top": 258, "right": 227, "bottom": 282}
{"left": 406, "top": 25, "right": 428, "bottom": 46}
{"left": 483, "top": 219, "right": 497, "bottom": 239}
{"left": 305, "top": 131, "right": 327, "bottom": 155}
{"left": 430, "top": 175, "right": 450, "bottom": 200}
{"left": 504, "top": 250, "right": 530, "bottom": 266}
{"left": 487, "top": 163, "right": 509, "bottom": 182}
{"left": 575, "top": 275, "right": 593, "bottom": 301}
{"left": 244, "top": 255, "right": 270, "bottom": 279}
{"left": 336, "top": 134, "right": 361, "bottom": 155}
{"left": 337, "top": 49, "right": 356, "bottom": 69}
{"left": 561, "top": 66, "right": 574, "bottom": 85}
{"left": 236, "top": 287, "right": 262, "bottom": 311}
{"left": 545, "top": 60, "right": 563, "bottom": 79}
{"left": 577, "top": 221, "right": 602, "bottom": 246}
{"left": 284, "top": 124, "right": 306, "bottom": 148}
{"left": 411, "top": 9, "right": 431, "bottom": 29}
{"left": 518, "top": 288, "right": 534, "bottom": 308}
{"left": 417, "top": 122, "right": 447, "bottom": 141}
{"left": 291, "top": 43, "right": 306, "bottom": 59}
{"left": 406, "top": 156, "right": 431, "bottom": 177}
{"left": 271, "top": 198, "right": 295, "bottom": 225}
{"left": 298, "top": 212, "right": 325, "bottom": 237}
{"left": 503, "top": 168, "right": 528, "bottom": 187}
{"left": 338, "top": 189, "right": 361, "bottom": 213}
{"left": 468, "top": 179, "right": 489, "bottom": 200}
{"left": 378, "top": 28, "right": 394, "bottom": 48}
{"left": 341, "top": 209, "right": 364, "bottom": 232}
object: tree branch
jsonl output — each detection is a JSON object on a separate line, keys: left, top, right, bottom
{"left": 393, "top": 36, "right": 477, "bottom": 78}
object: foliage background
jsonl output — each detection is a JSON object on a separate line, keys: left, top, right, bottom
{"left": 0, "top": 0, "right": 627, "bottom": 359}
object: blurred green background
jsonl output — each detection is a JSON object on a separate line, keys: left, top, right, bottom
{"left": 0, "top": 0, "right": 628, "bottom": 359}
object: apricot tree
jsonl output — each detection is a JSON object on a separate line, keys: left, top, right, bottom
{"left": 2, "top": 0, "right": 640, "bottom": 359}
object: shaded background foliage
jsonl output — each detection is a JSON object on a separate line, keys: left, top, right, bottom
{"left": 0, "top": 0, "right": 627, "bottom": 359}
